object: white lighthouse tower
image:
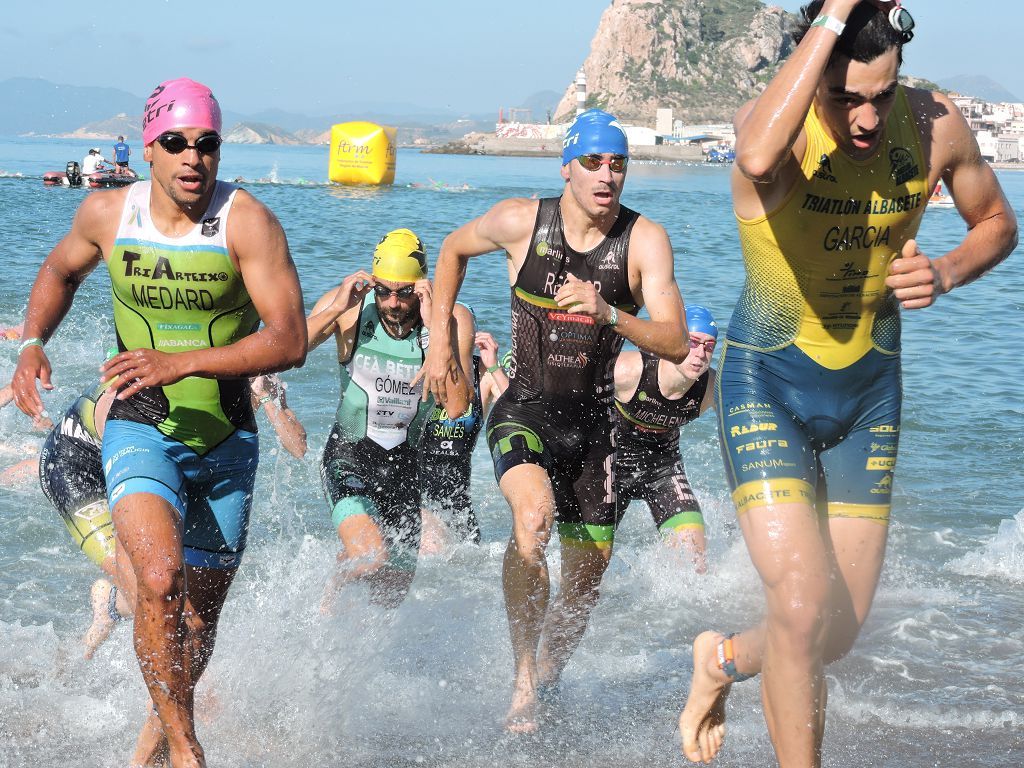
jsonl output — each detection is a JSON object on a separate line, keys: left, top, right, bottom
{"left": 575, "top": 68, "right": 587, "bottom": 116}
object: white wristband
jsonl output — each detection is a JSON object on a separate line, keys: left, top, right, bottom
{"left": 811, "top": 14, "right": 846, "bottom": 36}
{"left": 606, "top": 306, "right": 619, "bottom": 327}
{"left": 18, "top": 337, "right": 43, "bottom": 355}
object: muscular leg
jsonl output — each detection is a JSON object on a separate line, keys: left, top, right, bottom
{"left": 499, "top": 463, "right": 556, "bottom": 733}
{"left": 680, "top": 513, "right": 888, "bottom": 764}
{"left": 129, "top": 566, "right": 236, "bottom": 768}
{"left": 131, "top": 706, "right": 170, "bottom": 768}
{"left": 682, "top": 502, "right": 830, "bottom": 766}
{"left": 822, "top": 517, "right": 888, "bottom": 663}
{"left": 749, "top": 502, "right": 831, "bottom": 767}
{"left": 113, "top": 492, "right": 205, "bottom": 768}
{"left": 663, "top": 527, "right": 708, "bottom": 574}
{"left": 418, "top": 509, "right": 449, "bottom": 557}
{"left": 535, "top": 539, "right": 612, "bottom": 688}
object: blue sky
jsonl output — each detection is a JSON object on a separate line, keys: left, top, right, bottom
{"left": 0, "top": 1, "right": 1017, "bottom": 115}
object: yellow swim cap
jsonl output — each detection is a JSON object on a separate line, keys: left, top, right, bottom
{"left": 372, "top": 228, "right": 427, "bottom": 282}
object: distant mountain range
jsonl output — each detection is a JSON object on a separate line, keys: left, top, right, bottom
{"left": 936, "top": 75, "right": 1020, "bottom": 104}
{"left": 2, "top": 65, "right": 1017, "bottom": 147}
{"left": 0, "top": 77, "right": 559, "bottom": 145}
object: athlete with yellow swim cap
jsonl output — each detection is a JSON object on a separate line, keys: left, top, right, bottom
{"left": 305, "top": 229, "right": 474, "bottom": 608}
{"left": 679, "top": 2, "right": 1018, "bottom": 765}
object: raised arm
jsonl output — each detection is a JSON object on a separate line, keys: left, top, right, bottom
{"left": 420, "top": 197, "right": 537, "bottom": 402}
{"left": 414, "top": 278, "right": 474, "bottom": 416}
{"left": 698, "top": 369, "right": 717, "bottom": 415}
{"left": 734, "top": 0, "right": 867, "bottom": 183}
{"left": 12, "top": 191, "right": 115, "bottom": 417}
{"left": 887, "top": 91, "right": 1018, "bottom": 308}
{"left": 475, "top": 332, "right": 509, "bottom": 406}
{"left": 101, "top": 191, "right": 307, "bottom": 401}
{"left": 306, "top": 271, "right": 374, "bottom": 351}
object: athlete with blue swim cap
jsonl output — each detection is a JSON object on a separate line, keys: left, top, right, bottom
{"left": 613, "top": 305, "right": 719, "bottom": 572}
{"left": 561, "top": 109, "right": 630, "bottom": 166}
{"left": 422, "top": 107, "right": 688, "bottom": 732}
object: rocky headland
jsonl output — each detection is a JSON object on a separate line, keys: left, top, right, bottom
{"left": 553, "top": 0, "right": 793, "bottom": 124}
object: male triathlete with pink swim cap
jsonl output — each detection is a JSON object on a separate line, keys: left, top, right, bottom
{"left": 12, "top": 77, "right": 308, "bottom": 768}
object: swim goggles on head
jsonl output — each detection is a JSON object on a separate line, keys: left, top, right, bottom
{"left": 576, "top": 154, "right": 628, "bottom": 173}
{"left": 879, "top": 1, "right": 914, "bottom": 42}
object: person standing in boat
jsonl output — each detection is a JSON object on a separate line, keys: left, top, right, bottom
{"left": 113, "top": 136, "right": 131, "bottom": 175}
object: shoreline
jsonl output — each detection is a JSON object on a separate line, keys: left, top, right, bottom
{"left": 423, "top": 134, "right": 703, "bottom": 163}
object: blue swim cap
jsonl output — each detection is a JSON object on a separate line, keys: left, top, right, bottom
{"left": 685, "top": 305, "right": 718, "bottom": 339}
{"left": 562, "top": 109, "right": 629, "bottom": 166}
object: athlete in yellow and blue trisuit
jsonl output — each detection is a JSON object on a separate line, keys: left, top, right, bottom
{"left": 720, "top": 83, "right": 926, "bottom": 523}
{"left": 679, "top": 2, "right": 1018, "bottom": 765}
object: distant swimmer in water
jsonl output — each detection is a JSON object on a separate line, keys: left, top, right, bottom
{"left": 613, "top": 305, "right": 719, "bottom": 573}
{"left": 2, "top": 322, "right": 25, "bottom": 340}
{"left": 11, "top": 76, "right": 307, "bottom": 768}
{"left": 408, "top": 179, "right": 472, "bottom": 192}
{"left": 0, "top": 380, "right": 54, "bottom": 432}
{"left": 305, "top": 228, "right": 472, "bottom": 609}
{"left": 679, "top": 3, "right": 1017, "bottom": 765}
{"left": 420, "top": 108, "right": 688, "bottom": 733}
{"left": 418, "top": 329, "right": 511, "bottom": 553}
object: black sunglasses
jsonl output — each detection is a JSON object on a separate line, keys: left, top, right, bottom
{"left": 373, "top": 284, "right": 416, "bottom": 299}
{"left": 156, "top": 132, "right": 223, "bottom": 155}
{"left": 577, "top": 154, "right": 628, "bottom": 173}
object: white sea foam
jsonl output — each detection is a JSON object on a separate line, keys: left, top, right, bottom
{"left": 830, "top": 677, "right": 1024, "bottom": 730}
{"left": 948, "top": 510, "right": 1024, "bottom": 584}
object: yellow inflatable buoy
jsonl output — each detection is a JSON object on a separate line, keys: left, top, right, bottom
{"left": 328, "top": 122, "right": 397, "bottom": 185}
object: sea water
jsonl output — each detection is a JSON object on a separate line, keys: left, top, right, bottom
{"left": 0, "top": 138, "right": 1022, "bottom": 767}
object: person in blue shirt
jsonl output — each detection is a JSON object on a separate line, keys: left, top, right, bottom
{"left": 112, "top": 135, "right": 131, "bottom": 174}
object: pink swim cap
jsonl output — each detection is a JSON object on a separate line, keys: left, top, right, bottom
{"left": 142, "top": 78, "right": 222, "bottom": 146}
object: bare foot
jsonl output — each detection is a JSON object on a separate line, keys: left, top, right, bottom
{"left": 165, "top": 739, "right": 206, "bottom": 768}
{"left": 679, "top": 631, "right": 732, "bottom": 763}
{"left": 83, "top": 579, "right": 116, "bottom": 659}
{"left": 419, "top": 510, "right": 449, "bottom": 557}
{"left": 130, "top": 707, "right": 168, "bottom": 767}
{"left": 504, "top": 680, "right": 540, "bottom": 734}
